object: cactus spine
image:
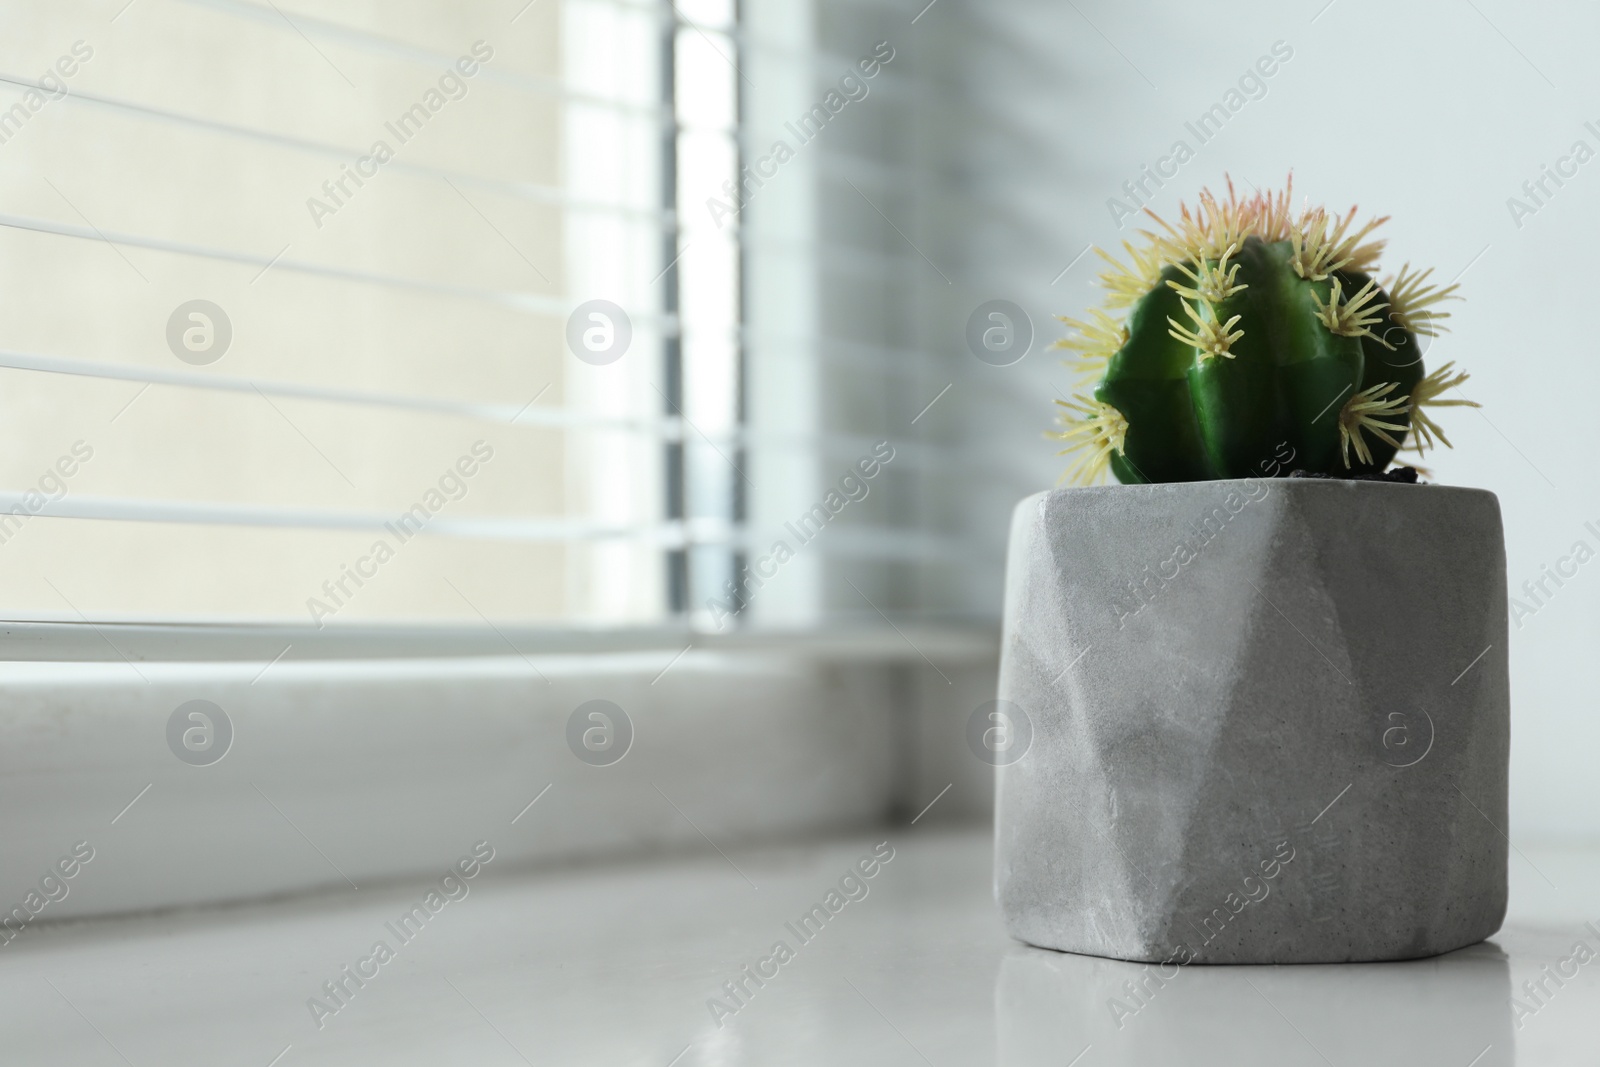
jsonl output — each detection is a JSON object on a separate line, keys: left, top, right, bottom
{"left": 1052, "top": 179, "right": 1477, "bottom": 484}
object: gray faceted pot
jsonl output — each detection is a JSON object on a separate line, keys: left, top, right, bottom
{"left": 994, "top": 478, "right": 1509, "bottom": 965}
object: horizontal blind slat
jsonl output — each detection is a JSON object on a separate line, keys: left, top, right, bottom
{"left": 0, "top": 347, "right": 659, "bottom": 430}
{"left": 0, "top": 491, "right": 711, "bottom": 542}
{"left": 177, "top": 0, "right": 669, "bottom": 106}
{"left": 0, "top": 73, "right": 672, "bottom": 221}
{"left": 0, "top": 212, "right": 570, "bottom": 315}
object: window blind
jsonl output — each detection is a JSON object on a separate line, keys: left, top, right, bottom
{"left": 0, "top": 0, "right": 738, "bottom": 627}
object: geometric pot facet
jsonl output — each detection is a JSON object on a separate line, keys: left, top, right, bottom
{"left": 995, "top": 477, "right": 1509, "bottom": 964}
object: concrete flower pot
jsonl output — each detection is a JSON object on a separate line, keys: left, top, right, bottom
{"left": 994, "top": 478, "right": 1510, "bottom": 964}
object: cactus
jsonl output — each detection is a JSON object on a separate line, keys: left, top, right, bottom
{"left": 1051, "top": 179, "right": 1478, "bottom": 484}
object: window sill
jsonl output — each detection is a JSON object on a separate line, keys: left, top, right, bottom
{"left": 0, "top": 618, "right": 999, "bottom": 663}
{"left": 0, "top": 630, "right": 999, "bottom": 920}
{"left": 1, "top": 828, "right": 1591, "bottom": 1064}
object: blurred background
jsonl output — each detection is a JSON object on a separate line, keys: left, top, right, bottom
{"left": 0, "top": 0, "right": 1595, "bottom": 861}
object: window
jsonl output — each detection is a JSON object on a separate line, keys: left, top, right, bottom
{"left": 0, "top": 0, "right": 1005, "bottom": 929}
{"left": 2, "top": 0, "right": 997, "bottom": 642}
{"left": 0, "top": 0, "right": 732, "bottom": 629}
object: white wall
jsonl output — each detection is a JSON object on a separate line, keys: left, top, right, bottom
{"left": 907, "top": 0, "right": 1599, "bottom": 841}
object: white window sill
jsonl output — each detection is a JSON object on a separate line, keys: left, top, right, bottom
{"left": 1, "top": 828, "right": 1592, "bottom": 1065}
{"left": 0, "top": 627, "right": 999, "bottom": 920}
{"left": 0, "top": 619, "right": 1000, "bottom": 664}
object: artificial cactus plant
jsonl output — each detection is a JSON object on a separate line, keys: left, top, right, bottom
{"left": 1052, "top": 178, "right": 1477, "bottom": 484}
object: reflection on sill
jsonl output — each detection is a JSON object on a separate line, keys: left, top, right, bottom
{"left": 998, "top": 940, "right": 1513, "bottom": 1066}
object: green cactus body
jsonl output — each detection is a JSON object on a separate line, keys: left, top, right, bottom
{"left": 1052, "top": 182, "right": 1475, "bottom": 485}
